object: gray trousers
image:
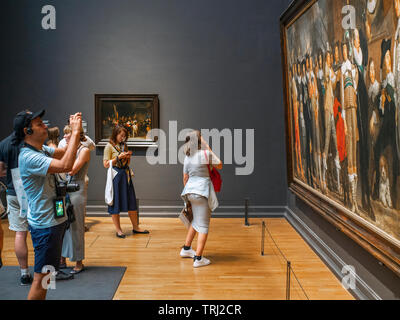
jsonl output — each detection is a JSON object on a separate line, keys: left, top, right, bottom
{"left": 62, "top": 181, "right": 87, "bottom": 262}
{"left": 187, "top": 194, "right": 211, "bottom": 234}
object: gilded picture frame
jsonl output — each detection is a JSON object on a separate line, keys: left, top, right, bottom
{"left": 95, "top": 94, "right": 159, "bottom": 147}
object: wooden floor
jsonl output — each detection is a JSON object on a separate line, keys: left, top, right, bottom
{"left": 1, "top": 217, "right": 354, "bottom": 300}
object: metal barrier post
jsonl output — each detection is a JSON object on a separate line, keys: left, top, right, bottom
{"left": 137, "top": 198, "right": 140, "bottom": 224}
{"left": 286, "top": 261, "right": 291, "bottom": 300}
{"left": 261, "top": 221, "right": 265, "bottom": 256}
{"left": 244, "top": 198, "right": 250, "bottom": 226}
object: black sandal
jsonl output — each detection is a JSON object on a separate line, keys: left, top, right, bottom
{"left": 132, "top": 229, "right": 150, "bottom": 234}
{"left": 70, "top": 266, "right": 85, "bottom": 274}
{"left": 116, "top": 232, "right": 126, "bottom": 238}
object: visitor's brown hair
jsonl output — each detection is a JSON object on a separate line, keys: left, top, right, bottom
{"left": 184, "top": 130, "right": 202, "bottom": 156}
{"left": 63, "top": 125, "right": 87, "bottom": 142}
{"left": 47, "top": 127, "right": 60, "bottom": 146}
{"left": 110, "top": 125, "right": 128, "bottom": 146}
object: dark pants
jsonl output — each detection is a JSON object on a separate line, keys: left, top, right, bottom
{"left": 29, "top": 221, "right": 68, "bottom": 273}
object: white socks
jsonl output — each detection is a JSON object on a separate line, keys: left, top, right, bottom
{"left": 21, "top": 268, "right": 29, "bottom": 276}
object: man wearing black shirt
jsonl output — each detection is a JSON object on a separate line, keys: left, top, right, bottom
{"left": 0, "top": 161, "right": 4, "bottom": 269}
{"left": 0, "top": 133, "right": 32, "bottom": 285}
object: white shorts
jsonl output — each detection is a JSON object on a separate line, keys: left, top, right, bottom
{"left": 7, "top": 195, "right": 29, "bottom": 232}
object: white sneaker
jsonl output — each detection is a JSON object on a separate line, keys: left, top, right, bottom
{"left": 180, "top": 247, "right": 196, "bottom": 258}
{"left": 193, "top": 256, "right": 211, "bottom": 268}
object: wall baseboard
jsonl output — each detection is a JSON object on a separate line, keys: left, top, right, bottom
{"left": 86, "top": 204, "right": 287, "bottom": 217}
{"left": 284, "top": 206, "right": 381, "bottom": 300}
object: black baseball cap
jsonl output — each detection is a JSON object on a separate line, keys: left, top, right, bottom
{"left": 13, "top": 109, "right": 45, "bottom": 140}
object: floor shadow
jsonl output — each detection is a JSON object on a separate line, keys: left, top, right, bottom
{"left": 205, "top": 254, "right": 240, "bottom": 263}
{"left": 84, "top": 218, "right": 102, "bottom": 231}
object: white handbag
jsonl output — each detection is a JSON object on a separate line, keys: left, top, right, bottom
{"left": 105, "top": 160, "right": 118, "bottom": 206}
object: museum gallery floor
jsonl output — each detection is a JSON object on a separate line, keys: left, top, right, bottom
{"left": 1, "top": 217, "right": 353, "bottom": 300}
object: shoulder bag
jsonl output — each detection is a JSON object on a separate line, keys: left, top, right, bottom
{"left": 179, "top": 199, "right": 193, "bottom": 228}
{"left": 204, "top": 150, "right": 222, "bottom": 192}
{"left": 105, "top": 160, "right": 118, "bottom": 206}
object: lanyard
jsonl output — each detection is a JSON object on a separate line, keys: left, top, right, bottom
{"left": 112, "top": 143, "right": 128, "bottom": 167}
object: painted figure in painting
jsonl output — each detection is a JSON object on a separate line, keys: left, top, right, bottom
{"left": 372, "top": 39, "right": 399, "bottom": 208}
{"left": 145, "top": 115, "right": 152, "bottom": 133}
{"left": 333, "top": 41, "right": 350, "bottom": 206}
{"left": 368, "top": 59, "right": 380, "bottom": 146}
{"left": 353, "top": 28, "right": 373, "bottom": 216}
{"left": 291, "top": 64, "right": 304, "bottom": 179}
{"left": 393, "top": 0, "right": 400, "bottom": 162}
{"left": 341, "top": 39, "right": 359, "bottom": 213}
{"left": 132, "top": 120, "right": 138, "bottom": 137}
{"left": 297, "top": 61, "right": 308, "bottom": 177}
{"left": 368, "top": 58, "right": 380, "bottom": 220}
{"left": 322, "top": 48, "right": 341, "bottom": 194}
{"left": 308, "top": 55, "right": 323, "bottom": 189}
{"left": 302, "top": 59, "right": 314, "bottom": 188}
{"left": 317, "top": 49, "right": 326, "bottom": 159}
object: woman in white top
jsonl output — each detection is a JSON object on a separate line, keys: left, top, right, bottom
{"left": 180, "top": 130, "right": 222, "bottom": 268}
{"left": 60, "top": 125, "right": 90, "bottom": 274}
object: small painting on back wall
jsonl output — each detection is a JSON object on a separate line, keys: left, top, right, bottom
{"left": 95, "top": 94, "right": 159, "bottom": 147}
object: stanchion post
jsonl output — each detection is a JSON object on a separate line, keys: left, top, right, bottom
{"left": 137, "top": 198, "right": 140, "bottom": 224}
{"left": 286, "top": 261, "right": 291, "bottom": 300}
{"left": 244, "top": 198, "right": 250, "bottom": 226}
{"left": 261, "top": 221, "right": 265, "bottom": 256}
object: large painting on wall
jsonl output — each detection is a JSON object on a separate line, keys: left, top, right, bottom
{"left": 95, "top": 94, "right": 159, "bottom": 147}
{"left": 281, "top": 0, "right": 400, "bottom": 276}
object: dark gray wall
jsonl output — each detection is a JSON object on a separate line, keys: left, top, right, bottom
{"left": 1, "top": 0, "right": 292, "bottom": 207}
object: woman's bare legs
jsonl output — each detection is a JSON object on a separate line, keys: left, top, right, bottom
{"left": 73, "top": 260, "right": 84, "bottom": 271}
{"left": 128, "top": 211, "right": 147, "bottom": 232}
{"left": 15, "top": 231, "right": 29, "bottom": 270}
{"left": 28, "top": 273, "right": 47, "bottom": 300}
{"left": 111, "top": 214, "right": 124, "bottom": 236}
{"left": 196, "top": 233, "right": 208, "bottom": 257}
{"left": 185, "top": 225, "right": 197, "bottom": 248}
{"left": 183, "top": 225, "right": 209, "bottom": 257}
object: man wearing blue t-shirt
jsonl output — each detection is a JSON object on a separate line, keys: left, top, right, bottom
{"left": 15, "top": 109, "right": 82, "bottom": 300}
